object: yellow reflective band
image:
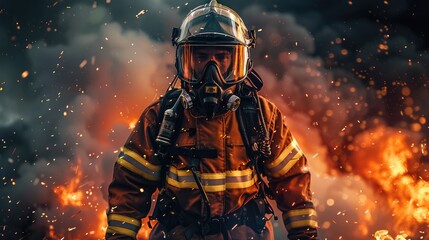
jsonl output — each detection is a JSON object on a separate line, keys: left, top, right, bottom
{"left": 166, "top": 167, "right": 257, "bottom": 192}
{"left": 284, "top": 208, "right": 318, "bottom": 230}
{"left": 226, "top": 168, "right": 253, "bottom": 177}
{"left": 106, "top": 226, "right": 138, "bottom": 238}
{"left": 201, "top": 172, "right": 226, "bottom": 180}
{"left": 108, "top": 214, "right": 141, "bottom": 227}
{"left": 272, "top": 151, "right": 303, "bottom": 178}
{"left": 116, "top": 147, "right": 161, "bottom": 181}
{"left": 286, "top": 220, "right": 319, "bottom": 230}
{"left": 284, "top": 208, "right": 317, "bottom": 219}
{"left": 226, "top": 175, "right": 257, "bottom": 189}
{"left": 268, "top": 139, "right": 300, "bottom": 170}
{"left": 117, "top": 158, "right": 160, "bottom": 181}
{"left": 169, "top": 167, "right": 193, "bottom": 177}
{"left": 168, "top": 167, "right": 253, "bottom": 179}
{"left": 167, "top": 177, "right": 227, "bottom": 192}
{"left": 122, "top": 147, "right": 160, "bottom": 172}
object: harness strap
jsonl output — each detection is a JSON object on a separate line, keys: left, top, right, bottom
{"left": 190, "top": 166, "right": 211, "bottom": 219}
{"left": 237, "top": 92, "right": 277, "bottom": 221}
{"left": 181, "top": 199, "right": 263, "bottom": 240}
{"left": 167, "top": 147, "right": 218, "bottom": 159}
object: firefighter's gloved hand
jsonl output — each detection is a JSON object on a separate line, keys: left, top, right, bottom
{"left": 287, "top": 227, "right": 319, "bottom": 240}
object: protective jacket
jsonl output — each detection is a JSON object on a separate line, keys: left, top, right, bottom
{"left": 106, "top": 95, "right": 318, "bottom": 239}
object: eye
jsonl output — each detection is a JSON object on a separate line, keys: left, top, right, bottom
{"left": 215, "top": 52, "right": 231, "bottom": 61}
{"left": 194, "top": 53, "right": 208, "bottom": 62}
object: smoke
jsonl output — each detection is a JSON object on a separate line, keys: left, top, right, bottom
{"left": 0, "top": 3, "right": 175, "bottom": 239}
{"left": 239, "top": 3, "right": 428, "bottom": 239}
{"left": 1, "top": 0, "right": 428, "bottom": 239}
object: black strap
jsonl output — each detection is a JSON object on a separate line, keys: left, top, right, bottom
{"left": 167, "top": 147, "right": 218, "bottom": 159}
{"left": 247, "top": 69, "right": 264, "bottom": 91}
{"left": 190, "top": 166, "right": 211, "bottom": 220}
{"left": 237, "top": 94, "right": 258, "bottom": 160}
{"left": 181, "top": 197, "right": 267, "bottom": 239}
{"left": 236, "top": 91, "right": 277, "bottom": 221}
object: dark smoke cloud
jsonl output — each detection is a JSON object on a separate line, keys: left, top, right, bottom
{"left": 1, "top": 0, "right": 428, "bottom": 239}
{"left": 1, "top": 2, "right": 175, "bottom": 238}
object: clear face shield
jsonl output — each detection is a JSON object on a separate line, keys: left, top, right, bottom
{"left": 176, "top": 44, "right": 249, "bottom": 85}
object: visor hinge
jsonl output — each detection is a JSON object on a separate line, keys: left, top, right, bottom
{"left": 249, "top": 29, "right": 256, "bottom": 48}
{"left": 172, "top": 27, "right": 181, "bottom": 46}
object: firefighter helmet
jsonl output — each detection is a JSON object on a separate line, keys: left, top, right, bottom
{"left": 172, "top": 0, "right": 256, "bottom": 85}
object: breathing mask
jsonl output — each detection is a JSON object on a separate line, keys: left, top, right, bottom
{"left": 185, "top": 60, "right": 240, "bottom": 118}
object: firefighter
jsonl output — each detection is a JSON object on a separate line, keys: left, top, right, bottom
{"left": 105, "top": 1, "right": 319, "bottom": 239}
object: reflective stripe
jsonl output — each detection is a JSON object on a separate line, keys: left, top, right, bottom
{"left": 107, "top": 214, "right": 141, "bottom": 237}
{"left": 284, "top": 208, "right": 318, "bottom": 230}
{"left": 166, "top": 166, "right": 257, "bottom": 192}
{"left": 267, "top": 139, "right": 303, "bottom": 178}
{"left": 116, "top": 147, "right": 161, "bottom": 181}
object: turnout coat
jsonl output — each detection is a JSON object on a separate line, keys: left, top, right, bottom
{"left": 105, "top": 95, "right": 318, "bottom": 239}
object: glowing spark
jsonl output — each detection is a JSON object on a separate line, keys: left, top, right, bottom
{"left": 79, "top": 59, "right": 88, "bottom": 68}
{"left": 53, "top": 159, "right": 84, "bottom": 207}
{"left": 21, "top": 70, "right": 29, "bottom": 78}
{"left": 136, "top": 9, "right": 147, "bottom": 18}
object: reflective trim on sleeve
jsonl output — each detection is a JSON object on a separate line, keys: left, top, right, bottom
{"left": 266, "top": 139, "right": 303, "bottom": 178}
{"left": 166, "top": 166, "right": 257, "bottom": 192}
{"left": 106, "top": 214, "right": 141, "bottom": 238}
{"left": 116, "top": 147, "right": 161, "bottom": 181}
{"left": 284, "top": 208, "right": 318, "bottom": 230}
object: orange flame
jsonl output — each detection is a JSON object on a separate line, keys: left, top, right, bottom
{"left": 349, "top": 126, "right": 429, "bottom": 238}
{"left": 51, "top": 157, "right": 108, "bottom": 239}
{"left": 129, "top": 118, "right": 138, "bottom": 129}
{"left": 136, "top": 216, "right": 154, "bottom": 240}
{"left": 54, "top": 160, "right": 84, "bottom": 207}
{"left": 374, "top": 230, "right": 407, "bottom": 240}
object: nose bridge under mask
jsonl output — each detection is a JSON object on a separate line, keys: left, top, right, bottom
{"left": 187, "top": 60, "right": 240, "bottom": 118}
{"left": 200, "top": 60, "right": 225, "bottom": 86}
{"left": 198, "top": 61, "right": 222, "bottom": 107}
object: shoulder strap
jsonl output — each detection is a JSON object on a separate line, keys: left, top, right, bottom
{"left": 236, "top": 90, "right": 277, "bottom": 220}
{"left": 236, "top": 90, "right": 271, "bottom": 162}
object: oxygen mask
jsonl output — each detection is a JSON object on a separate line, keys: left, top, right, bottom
{"left": 187, "top": 61, "right": 240, "bottom": 118}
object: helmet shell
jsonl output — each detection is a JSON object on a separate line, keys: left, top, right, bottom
{"left": 173, "top": 0, "right": 253, "bottom": 46}
{"left": 173, "top": 0, "right": 255, "bottom": 84}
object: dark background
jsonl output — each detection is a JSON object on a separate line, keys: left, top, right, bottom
{"left": 1, "top": 0, "right": 428, "bottom": 239}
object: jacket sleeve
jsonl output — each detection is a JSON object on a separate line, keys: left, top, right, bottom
{"left": 263, "top": 106, "right": 319, "bottom": 239}
{"left": 105, "top": 105, "right": 162, "bottom": 239}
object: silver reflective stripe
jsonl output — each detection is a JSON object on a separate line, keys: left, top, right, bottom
{"left": 116, "top": 147, "right": 161, "bottom": 181}
{"left": 166, "top": 167, "right": 257, "bottom": 192}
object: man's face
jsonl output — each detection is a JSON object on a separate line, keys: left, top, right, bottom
{"left": 191, "top": 46, "right": 233, "bottom": 80}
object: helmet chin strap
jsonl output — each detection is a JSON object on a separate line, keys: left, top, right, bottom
{"left": 185, "top": 61, "right": 240, "bottom": 118}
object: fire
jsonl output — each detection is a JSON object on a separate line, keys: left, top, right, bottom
{"left": 374, "top": 230, "right": 407, "bottom": 240}
{"left": 50, "top": 157, "right": 108, "bottom": 239}
{"left": 54, "top": 160, "right": 84, "bottom": 207}
{"left": 129, "top": 118, "right": 138, "bottom": 129}
{"left": 349, "top": 126, "right": 429, "bottom": 238}
{"left": 137, "top": 216, "right": 153, "bottom": 240}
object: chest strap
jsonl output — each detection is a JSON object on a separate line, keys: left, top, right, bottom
{"left": 166, "top": 147, "right": 218, "bottom": 159}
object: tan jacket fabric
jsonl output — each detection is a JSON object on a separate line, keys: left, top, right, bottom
{"left": 106, "top": 95, "right": 317, "bottom": 239}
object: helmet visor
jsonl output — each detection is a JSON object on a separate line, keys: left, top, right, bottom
{"left": 177, "top": 44, "right": 249, "bottom": 84}
{"left": 177, "top": 2, "right": 251, "bottom": 45}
